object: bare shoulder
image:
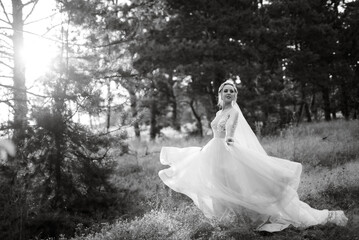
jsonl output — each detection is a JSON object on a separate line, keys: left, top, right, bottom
{"left": 230, "top": 109, "right": 239, "bottom": 119}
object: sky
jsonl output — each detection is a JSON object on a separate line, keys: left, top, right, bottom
{"left": 0, "top": 0, "right": 61, "bottom": 123}
{"left": 1, "top": 0, "right": 60, "bottom": 86}
{"left": 0, "top": 0, "right": 131, "bottom": 127}
{"left": 22, "top": 0, "right": 61, "bottom": 86}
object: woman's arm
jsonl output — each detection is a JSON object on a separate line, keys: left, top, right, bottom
{"left": 225, "top": 111, "right": 239, "bottom": 145}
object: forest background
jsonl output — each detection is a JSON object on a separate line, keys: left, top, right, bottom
{"left": 0, "top": 0, "right": 359, "bottom": 239}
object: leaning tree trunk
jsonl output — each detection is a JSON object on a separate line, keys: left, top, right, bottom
{"left": 12, "top": 0, "right": 28, "bottom": 142}
{"left": 190, "top": 99, "right": 203, "bottom": 137}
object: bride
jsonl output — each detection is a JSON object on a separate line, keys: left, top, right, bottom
{"left": 158, "top": 80, "right": 348, "bottom": 232}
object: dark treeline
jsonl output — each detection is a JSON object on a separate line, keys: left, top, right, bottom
{"left": 0, "top": 0, "right": 358, "bottom": 239}
{"left": 60, "top": 0, "right": 359, "bottom": 138}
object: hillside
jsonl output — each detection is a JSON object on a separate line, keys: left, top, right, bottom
{"left": 72, "top": 120, "right": 359, "bottom": 240}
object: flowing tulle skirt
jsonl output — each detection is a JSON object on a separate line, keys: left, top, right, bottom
{"left": 159, "top": 138, "right": 330, "bottom": 232}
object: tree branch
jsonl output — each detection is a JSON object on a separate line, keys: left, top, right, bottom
{"left": 0, "top": 83, "right": 49, "bottom": 98}
{"left": 22, "top": 0, "right": 38, "bottom": 8}
{"left": 0, "top": 99, "right": 14, "bottom": 109}
{"left": 97, "top": 21, "right": 139, "bottom": 48}
{"left": 23, "top": 0, "right": 40, "bottom": 23}
{"left": 0, "top": 75, "right": 13, "bottom": 79}
{"left": 0, "top": 124, "right": 14, "bottom": 131}
{"left": 0, "top": 35, "right": 13, "bottom": 46}
{"left": 40, "top": 23, "right": 63, "bottom": 36}
{"left": 0, "top": 60, "right": 13, "bottom": 69}
{"left": 98, "top": 125, "right": 130, "bottom": 136}
{"left": 0, "top": 26, "right": 89, "bottom": 47}
{"left": 1, "top": 19, "right": 137, "bottom": 49}
{"left": 25, "top": 12, "right": 58, "bottom": 26}
{"left": 0, "top": 50, "right": 13, "bottom": 59}
{"left": 0, "top": 1, "right": 11, "bottom": 24}
{"left": 103, "top": 74, "right": 138, "bottom": 79}
{"left": 0, "top": 18, "right": 11, "bottom": 26}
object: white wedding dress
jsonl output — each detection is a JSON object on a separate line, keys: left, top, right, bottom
{"left": 158, "top": 107, "right": 347, "bottom": 232}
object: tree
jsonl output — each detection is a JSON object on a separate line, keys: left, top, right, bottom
{"left": 0, "top": 1, "right": 42, "bottom": 239}
{"left": 21, "top": 21, "right": 123, "bottom": 238}
{"left": 11, "top": 0, "right": 29, "bottom": 141}
{"left": 131, "top": 0, "right": 254, "bottom": 129}
{"left": 275, "top": 0, "right": 358, "bottom": 122}
{"left": 57, "top": 0, "right": 156, "bottom": 138}
{"left": 338, "top": 1, "right": 359, "bottom": 119}
{"left": 0, "top": 0, "right": 44, "bottom": 141}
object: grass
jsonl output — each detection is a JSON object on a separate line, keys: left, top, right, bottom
{"left": 71, "top": 119, "right": 359, "bottom": 240}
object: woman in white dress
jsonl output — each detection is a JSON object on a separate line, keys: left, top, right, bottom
{"left": 158, "top": 80, "right": 348, "bottom": 232}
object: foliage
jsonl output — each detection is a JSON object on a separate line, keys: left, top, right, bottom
{"left": 54, "top": 0, "right": 359, "bottom": 138}
{"left": 0, "top": 105, "right": 127, "bottom": 239}
{"left": 24, "top": 117, "right": 122, "bottom": 238}
{"left": 0, "top": 24, "right": 130, "bottom": 239}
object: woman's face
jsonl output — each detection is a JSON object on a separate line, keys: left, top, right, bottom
{"left": 221, "top": 84, "right": 236, "bottom": 104}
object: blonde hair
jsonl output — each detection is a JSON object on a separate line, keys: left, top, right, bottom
{"left": 217, "top": 80, "right": 238, "bottom": 108}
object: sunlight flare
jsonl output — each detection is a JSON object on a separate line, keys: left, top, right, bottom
{"left": 23, "top": 35, "right": 58, "bottom": 85}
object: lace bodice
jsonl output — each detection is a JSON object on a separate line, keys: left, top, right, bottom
{"left": 210, "top": 109, "right": 239, "bottom": 139}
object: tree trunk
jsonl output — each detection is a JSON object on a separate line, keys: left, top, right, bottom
{"left": 53, "top": 84, "right": 65, "bottom": 212}
{"left": 171, "top": 100, "right": 180, "bottom": 131}
{"left": 297, "top": 82, "right": 312, "bottom": 123}
{"left": 332, "top": 111, "right": 337, "bottom": 120}
{"left": 189, "top": 100, "right": 203, "bottom": 137}
{"left": 12, "top": 0, "right": 28, "bottom": 142}
{"left": 168, "top": 70, "right": 180, "bottom": 131}
{"left": 340, "top": 83, "right": 350, "bottom": 120}
{"left": 11, "top": 2, "right": 28, "bottom": 238}
{"left": 209, "top": 78, "right": 222, "bottom": 109}
{"left": 310, "top": 93, "right": 318, "bottom": 121}
{"left": 150, "top": 99, "right": 157, "bottom": 140}
{"left": 106, "top": 79, "right": 112, "bottom": 132}
{"left": 54, "top": 128, "right": 64, "bottom": 208}
{"left": 296, "top": 102, "right": 304, "bottom": 125}
{"left": 322, "top": 86, "right": 331, "bottom": 121}
{"left": 128, "top": 89, "right": 140, "bottom": 139}
{"left": 354, "top": 82, "right": 359, "bottom": 119}
{"left": 304, "top": 102, "right": 312, "bottom": 122}
{"left": 278, "top": 98, "right": 289, "bottom": 127}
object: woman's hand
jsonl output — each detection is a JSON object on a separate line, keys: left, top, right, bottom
{"left": 226, "top": 137, "right": 234, "bottom": 146}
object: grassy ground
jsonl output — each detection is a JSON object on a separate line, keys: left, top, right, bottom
{"left": 72, "top": 120, "right": 359, "bottom": 240}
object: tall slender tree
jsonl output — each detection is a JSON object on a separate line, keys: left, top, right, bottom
{"left": 11, "top": 0, "right": 28, "bottom": 141}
